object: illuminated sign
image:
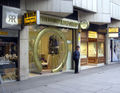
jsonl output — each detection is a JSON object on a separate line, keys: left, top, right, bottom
{"left": 88, "top": 31, "right": 97, "bottom": 38}
{"left": 109, "top": 28, "right": 119, "bottom": 33}
{"left": 0, "top": 32, "right": 8, "bottom": 35}
{"left": 1, "top": 5, "right": 21, "bottom": 30}
{"left": 80, "top": 19, "right": 89, "bottom": 30}
{"left": 24, "top": 13, "right": 80, "bottom": 29}
{"left": 108, "top": 27, "right": 119, "bottom": 38}
{"left": 108, "top": 33, "right": 118, "bottom": 38}
{"left": 40, "top": 14, "right": 79, "bottom": 29}
{"left": 24, "top": 11, "right": 40, "bottom": 25}
{"left": 6, "top": 12, "right": 18, "bottom": 25}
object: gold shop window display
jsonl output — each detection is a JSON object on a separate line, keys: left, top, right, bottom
{"left": 29, "top": 26, "right": 68, "bottom": 75}
{"left": 37, "top": 32, "right": 65, "bottom": 71}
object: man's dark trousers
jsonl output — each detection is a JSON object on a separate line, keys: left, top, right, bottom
{"left": 75, "top": 59, "right": 79, "bottom": 73}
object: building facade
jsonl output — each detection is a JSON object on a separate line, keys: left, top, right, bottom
{"left": 0, "top": 0, "right": 120, "bottom": 83}
{"left": 0, "top": 0, "right": 21, "bottom": 83}
{"left": 73, "top": 0, "right": 120, "bottom": 69}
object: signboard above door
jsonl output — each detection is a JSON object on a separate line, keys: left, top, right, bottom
{"left": 24, "top": 13, "right": 79, "bottom": 29}
{"left": 88, "top": 31, "right": 97, "bottom": 38}
{"left": 109, "top": 28, "right": 119, "bottom": 33}
{"left": 108, "top": 27, "right": 119, "bottom": 38}
{"left": 24, "top": 11, "right": 40, "bottom": 25}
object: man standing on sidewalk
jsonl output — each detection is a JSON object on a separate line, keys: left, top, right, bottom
{"left": 73, "top": 46, "right": 80, "bottom": 74}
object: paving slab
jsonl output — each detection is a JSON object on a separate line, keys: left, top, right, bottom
{"left": 0, "top": 63, "right": 120, "bottom": 93}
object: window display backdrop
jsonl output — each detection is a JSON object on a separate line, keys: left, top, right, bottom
{"left": 29, "top": 26, "right": 68, "bottom": 73}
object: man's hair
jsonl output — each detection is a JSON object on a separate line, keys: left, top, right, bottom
{"left": 76, "top": 46, "right": 80, "bottom": 49}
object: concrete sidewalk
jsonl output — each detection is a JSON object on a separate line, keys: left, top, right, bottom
{"left": 1, "top": 63, "right": 120, "bottom": 93}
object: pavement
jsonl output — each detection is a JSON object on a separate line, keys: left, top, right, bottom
{"left": 1, "top": 63, "right": 120, "bottom": 93}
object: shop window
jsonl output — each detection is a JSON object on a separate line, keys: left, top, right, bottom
{"left": 88, "top": 42, "right": 97, "bottom": 57}
{"left": 29, "top": 26, "right": 70, "bottom": 74}
{"left": 81, "top": 42, "right": 87, "bottom": 58}
{"left": 112, "top": 40, "right": 120, "bottom": 62}
{"left": 0, "top": 37, "right": 18, "bottom": 82}
{"left": 37, "top": 33, "right": 65, "bottom": 70}
{"left": 98, "top": 42, "right": 104, "bottom": 57}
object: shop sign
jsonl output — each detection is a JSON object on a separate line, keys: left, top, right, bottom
{"left": 0, "top": 31, "right": 8, "bottom": 35}
{"left": 24, "top": 13, "right": 80, "bottom": 29}
{"left": 40, "top": 14, "right": 79, "bottom": 29}
{"left": 80, "top": 19, "right": 90, "bottom": 30}
{"left": 24, "top": 11, "right": 40, "bottom": 25}
{"left": 109, "top": 28, "right": 119, "bottom": 33}
{"left": 0, "top": 30, "right": 18, "bottom": 37}
{"left": 88, "top": 31, "right": 97, "bottom": 38}
{"left": 0, "top": 5, "right": 21, "bottom": 30}
{"left": 108, "top": 27, "right": 119, "bottom": 38}
{"left": 109, "top": 33, "right": 118, "bottom": 38}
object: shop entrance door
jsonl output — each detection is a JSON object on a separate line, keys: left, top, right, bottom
{"left": 88, "top": 41, "right": 98, "bottom": 64}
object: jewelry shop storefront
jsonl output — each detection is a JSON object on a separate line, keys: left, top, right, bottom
{"left": 80, "top": 24, "right": 107, "bottom": 66}
{"left": 24, "top": 12, "right": 79, "bottom": 76}
{"left": 0, "top": 6, "right": 21, "bottom": 83}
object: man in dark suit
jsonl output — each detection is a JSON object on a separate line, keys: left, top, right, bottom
{"left": 73, "top": 46, "right": 80, "bottom": 74}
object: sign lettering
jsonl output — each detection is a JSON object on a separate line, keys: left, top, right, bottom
{"left": 109, "top": 28, "right": 119, "bottom": 33}
{"left": 24, "top": 12, "right": 37, "bottom": 25}
{"left": 88, "top": 31, "right": 97, "bottom": 38}
{"left": 6, "top": 12, "right": 18, "bottom": 25}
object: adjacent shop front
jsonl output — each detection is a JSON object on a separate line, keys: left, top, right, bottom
{"left": 108, "top": 27, "right": 120, "bottom": 62}
{"left": 80, "top": 24, "right": 107, "bottom": 66}
{"left": 0, "top": 5, "right": 21, "bottom": 83}
{"left": 24, "top": 12, "right": 79, "bottom": 76}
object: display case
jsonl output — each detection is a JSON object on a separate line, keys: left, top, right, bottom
{"left": 0, "top": 37, "right": 18, "bottom": 82}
